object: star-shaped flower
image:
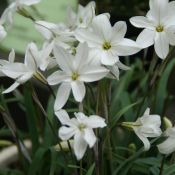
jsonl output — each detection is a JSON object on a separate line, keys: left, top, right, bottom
{"left": 55, "top": 109, "right": 106, "bottom": 160}
{"left": 130, "top": 0, "right": 175, "bottom": 59}
{"left": 47, "top": 42, "right": 109, "bottom": 111}
{"left": 75, "top": 14, "right": 140, "bottom": 66}
{"left": 122, "top": 108, "right": 162, "bottom": 150}
{"left": 1, "top": 42, "right": 47, "bottom": 93}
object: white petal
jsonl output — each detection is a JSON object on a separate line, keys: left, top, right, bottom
{"left": 8, "top": 49, "right": 15, "bottom": 63}
{"left": 55, "top": 109, "right": 70, "bottom": 125}
{"left": 71, "top": 81, "right": 85, "bottom": 102}
{"left": 24, "top": 43, "right": 37, "bottom": 71}
{"left": 74, "top": 43, "right": 89, "bottom": 70}
{"left": 47, "top": 70, "right": 70, "bottom": 85}
{"left": 112, "top": 21, "right": 127, "bottom": 42}
{"left": 17, "top": 72, "right": 33, "bottom": 83}
{"left": 74, "top": 132, "right": 87, "bottom": 160}
{"left": 20, "top": 0, "right": 41, "bottom": 5}
{"left": 79, "top": 65, "right": 109, "bottom": 82}
{"left": 101, "top": 51, "right": 118, "bottom": 66}
{"left": 154, "top": 32, "right": 169, "bottom": 59}
{"left": 136, "top": 29, "right": 155, "bottom": 48}
{"left": 0, "top": 25, "right": 7, "bottom": 41}
{"left": 143, "top": 108, "right": 150, "bottom": 116}
{"left": 130, "top": 16, "right": 155, "bottom": 29}
{"left": 92, "top": 14, "right": 112, "bottom": 40}
{"left": 75, "top": 29, "right": 102, "bottom": 47}
{"left": 114, "top": 39, "right": 141, "bottom": 56}
{"left": 84, "top": 128, "right": 96, "bottom": 148}
{"left": 53, "top": 45, "right": 73, "bottom": 73}
{"left": 3, "top": 82, "right": 20, "bottom": 94}
{"left": 86, "top": 115, "right": 107, "bottom": 128}
{"left": 134, "top": 129, "right": 151, "bottom": 151}
{"left": 116, "top": 61, "right": 130, "bottom": 70}
{"left": 149, "top": 0, "right": 168, "bottom": 22}
{"left": 35, "top": 21, "right": 56, "bottom": 40}
{"left": 157, "top": 137, "right": 175, "bottom": 155}
{"left": 59, "top": 126, "right": 76, "bottom": 140}
{"left": 54, "top": 83, "right": 71, "bottom": 111}
{"left": 2, "top": 63, "right": 30, "bottom": 79}
{"left": 165, "top": 26, "right": 175, "bottom": 45}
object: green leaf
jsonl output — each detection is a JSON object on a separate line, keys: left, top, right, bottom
{"left": 24, "top": 85, "right": 39, "bottom": 153}
{"left": 86, "top": 163, "right": 95, "bottom": 175}
{"left": 155, "top": 59, "right": 175, "bottom": 114}
{"left": 110, "top": 99, "right": 142, "bottom": 129}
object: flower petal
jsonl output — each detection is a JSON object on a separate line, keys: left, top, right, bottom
{"left": 53, "top": 45, "right": 73, "bottom": 73}
{"left": 74, "top": 132, "right": 87, "bottom": 160}
{"left": 8, "top": 49, "right": 15, "bottom": 63}
{"left": 59, "top": 126, "right": 76, "bottom": 140}
{"left": 75, "top": 29, "right": 102, "bottom": 47}
{"left": 35, "top": 21, "right": 56, "bottom": 40}
{"left": 3, "top": 82, "right": 20, "bottom": 94}
{"left": 55, "top": 109, "right": 70, "bottom": 125}
{"left": 84, "top": 128, "right": 96, "bottom": 148}
{"left": 54, "top": 83, "right": 71, "bottom": 111}
{"left": 47, "top": 70, "right": 70, "bottom": 85}
{"left": 154, "top": 32, "right": 169, "bottom": 59}
{"left": 130, "top": 16, "right": 155, "bottom": 29}
{"left": 157, "top": 137, "right": 175, "bottom": 155}
{"left": 92, "top": 14, "right": 112, "bottom": 40}
{"left": 2, "top": 63, "right": 30, "bottom": 79}
{"left": 134, "top": 129, "right": 151, "bottom": 151}
{"left": 114, "top": 39, "right": 141, "bottom": 56}
{"left": 165, "top": 26, "right": 175, "bottom": 45}
{"left": 79, "top": 65, "right": 109, "bottom": 82}
{"left": 136, "top": 29, "right": 155, "bottom": 48}
{"left": 86, "top": 115, "right": 107, "bottom": 128}
{"left": 71, "top": 81, "right": 85, "bottom": 102}
{"left": 112, "top": 21, "right": 127, "bottom": 42}
{"left": 101, "top": 51, "right": 118, "bottom": 66}
{"left": 20, "top": 0, "right": 41, "bottom": 5}
{"left": 0, "top": 25, "right": 7, "bottom": 41}
{"left": 74, "top": 43, "right": 89, "bottom": 70}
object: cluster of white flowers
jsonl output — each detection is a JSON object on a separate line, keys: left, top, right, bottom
{"left": 0, "top": 0, "right": 175, "bottom": 160}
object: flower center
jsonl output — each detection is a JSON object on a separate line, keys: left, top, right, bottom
{"left": 102, "top": 41, "right": 111, "bottom": 50}
{"left": 156, "top": 25, "right": 164, "bottom": 32}
{"left": 71, "top": 72, "right": 79, "bottom": 81}
{"left": 78, "top": 123, "right": 86, "bottom": 131}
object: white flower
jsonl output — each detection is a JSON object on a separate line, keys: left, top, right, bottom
{"left": 47, "top": 43, "right": 109, "bottom": 111}
{"left": 1, "top": 42, "right": 46, "bottom": 93}
{"left": 130, "top": 0, "right": 175, "bottom": 59}
{"left": 157, "top": 127, "right": 175, "bottom": 155}
{"left": 28, "top": 42, "right": 55, "bottom": 71}
{"left": 66, "top": 1, "right": 96, "bottom": 29}
{"left": 1, "top": 0, "right": 41, "bottom": 27}
{"left": 122, "top": 108, "right": 162, "bottom": 150}
{"left": 35, "top": 21, "right": 75, "bottom": 50}
{"left": 75, "top": 14, "right": 140, "bottom": 66}
{"left": 55, "top": 109, "right": 106, "bottom": 160}
{"left": 0, "top": 25, "right": 7, "bottom": 41}
{"left": 0, "top": 49, "right": 15, "bottom": 77}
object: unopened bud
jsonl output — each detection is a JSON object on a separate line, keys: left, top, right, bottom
{"left": 163, "top": 117, "right": 172, "bottom": 129}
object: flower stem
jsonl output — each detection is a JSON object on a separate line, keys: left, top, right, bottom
{"left": 159, "top": 156, "right": 165, "bottom": 175}
{"left": 80, "top": 159, "right": 83, "bottom": 175}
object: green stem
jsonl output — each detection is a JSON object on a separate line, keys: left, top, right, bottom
{"left": 159, "top": 156, "right": 165, "bottom": 175}
{"left": 80, "top": 159, "right": 83, "bottom": 175}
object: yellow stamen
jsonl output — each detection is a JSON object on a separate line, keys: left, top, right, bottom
{"left": 102, "top": 41, "right": 111, "bottom": 50}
